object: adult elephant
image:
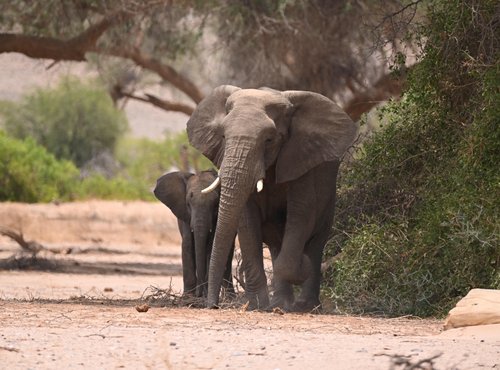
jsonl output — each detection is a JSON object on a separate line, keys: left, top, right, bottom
{"left": 187, "top": 86, "right": 358, "bottom": 311}
{"left": 154, "top": 170, "right": 234, "bottom": 298}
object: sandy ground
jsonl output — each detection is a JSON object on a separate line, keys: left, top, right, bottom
{"left": 0, "top": 201, "right": 499, "bottom": 370}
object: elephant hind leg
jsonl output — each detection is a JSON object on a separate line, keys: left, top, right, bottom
{"left": 293, "top": 226, "right": 331, "bottom": 312}
{"left": 269, "top": 279, "right": 294, "bottom": 311}
{"left": 268, "top": 245, "right": 294, "bottom": 311}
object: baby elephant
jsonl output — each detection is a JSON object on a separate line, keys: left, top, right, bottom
{"left": 154, "top": 170, "right": 234, "bottom": 298}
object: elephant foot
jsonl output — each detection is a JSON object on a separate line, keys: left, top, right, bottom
{"left": 206, "top": 299, "right": 221, "bottom": 309}
{"left": 183, "top": 283, "right": 197, "bottom": 296}
{"left": 244, "top": 289, "right": 270, "bottom": 311}
{"left": 267, "top": 292, "right": 295, "bottom": 312}
{"left": 292, "top": 299, "right": 322, "bottom": 313}
{"left": 195, "top": 285, "right": 208, "bottom": 298}
{"left": 182, "top": 290, "right": 196, "bottom": 298}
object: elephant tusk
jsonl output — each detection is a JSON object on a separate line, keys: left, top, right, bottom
{"left": 256, "top": 179, "right": 264, "bottom": 193}
{"left": 201, "top": 176, "right": 221, "bottom": 193}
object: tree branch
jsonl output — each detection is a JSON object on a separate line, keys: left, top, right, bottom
{"left": 0, "top": 226, "right": 44, "bottom": 255}
{"left": 70, "top": 10, "right": 131, "bottom": 49}
{"left": 0, "top": 11, "right": 130, "bottom": 61}
{"left": 99, "top": 47, "right": 204, "bottom": 103}
{"left": 0, "top": 10, "right": 204, "bottom": 106}
{"left": 381, "top": 0, "right": 423, "bottom": 22}
{"left": 121, "top": 92, "right": 195, "bottom": 116}
{"left": 0, "top": 33, "right": 88, "bottom": 61}
{"left": 343, "top": 71, "right": 408, "bottom": 121}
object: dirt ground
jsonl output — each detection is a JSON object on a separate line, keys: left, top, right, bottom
{"left": 0, "top": 201, "right": 499, "bottom": 370}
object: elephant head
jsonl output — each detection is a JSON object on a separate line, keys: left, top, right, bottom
{"left": 187, "top": 85, "right": 357, "bottom": 307}
{"left": 154, "top": 170, "right": 220, "bottom": 297}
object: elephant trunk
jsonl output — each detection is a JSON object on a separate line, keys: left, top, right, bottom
{"left": 193, "top": 221, "right": 211, "bottom": 297}
{"left": 207, "top": 139, "right": 260, "bottom": 307}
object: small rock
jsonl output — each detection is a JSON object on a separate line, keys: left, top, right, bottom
{"left": 135, "top": 304, "right": 150, "bottom": 313}
{"left": 272, "top": 307, "right": 285, "bottom": 315}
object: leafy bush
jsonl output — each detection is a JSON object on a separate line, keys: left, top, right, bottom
{"left": 0, "top": 77, "right": 127, "bottom": 167}
{"left": 115, "top": 132, "right": 213, "bottom": 193}
{"left": 323, "top": 0, "right": 499, "bottom": 316}
{"left": 0, "top": 130, "right": 163, "bottom": 202}
{"left": 75, "top": 132, "right": 213, "bottom": 201}
{"left": 0, "top": 124, "right": 212, "bottom": 203}
{"left": 76, "top": 174, "right": 151, "bottom": 201}
{"left": 0, "top": 131, "right": 79, "bottom": 202}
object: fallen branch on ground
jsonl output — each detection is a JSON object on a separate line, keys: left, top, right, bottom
{"left": 0, "top": 226, "right": 45, "bottom": 255}
{"left": 0, "top": 226, "right": 78, "bottom": 256}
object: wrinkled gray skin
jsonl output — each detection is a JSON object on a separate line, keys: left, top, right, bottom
{"left": 187, "top": 86, "right": 358, "bottom": 311}
{"left": 154, "top": 170, "right": 234, "bottom": 297}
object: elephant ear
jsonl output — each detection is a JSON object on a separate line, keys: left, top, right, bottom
{"left": 153, "top": 171, "right": 193, "bottom": 223}
{"left": 187, "top": 85, "right": 241, "bottom": 167}
{"left": 276, "top": 91, "right": 358, "bottom": 183}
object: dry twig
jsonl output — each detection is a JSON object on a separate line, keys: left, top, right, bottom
{"left": 375, "top": 352, "right": 443, "bottom": 370}
{"left": 141, "top": 285, "right": 244, "bottom": 309}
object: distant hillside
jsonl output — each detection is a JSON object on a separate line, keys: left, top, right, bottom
{"left": 0, "top": 54, "right": 187, "bottom": 139}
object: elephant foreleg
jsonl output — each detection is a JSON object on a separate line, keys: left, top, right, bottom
{"left": 237, "top": 201, "right": 269, "bottom": 310}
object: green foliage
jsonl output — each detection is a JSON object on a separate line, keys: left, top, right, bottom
{"left": 0, "top": 77, "right": 127, "bottom": 167}
{"left": 0, "top": 131, "right": 79, "bottom": 202}
{"left": 80, "top": 132, "right": 213, "bottom": 200}
{"left": 0, "top": 74, "right": 213, "bottom": 202}
{"left": 324, "top": 0, "right": 500, "bottom": 316}
{"left": 76, "top": 174, "right": 151, "bottom": 201}
{"left": 115, "top": 132, "right": 213, "bottom": 195}
{"left": 0, "top": 119, "right": 212, "bottom": 202}
{"left": 0, "top": 130, "right": 152, "bottom": 202}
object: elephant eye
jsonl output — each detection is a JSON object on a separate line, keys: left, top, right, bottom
{"left": 263, "top": 127, "right": 277, "bottom": 145}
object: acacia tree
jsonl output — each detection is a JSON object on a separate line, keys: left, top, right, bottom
{"left": 0, "top": 1, "right": 206, "bottom": 115}
{"left": 213, "top": 0, "right": 423, "bottom": 121}
{"left": 0, "top": 0, "right": 422, "bottom": 121}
